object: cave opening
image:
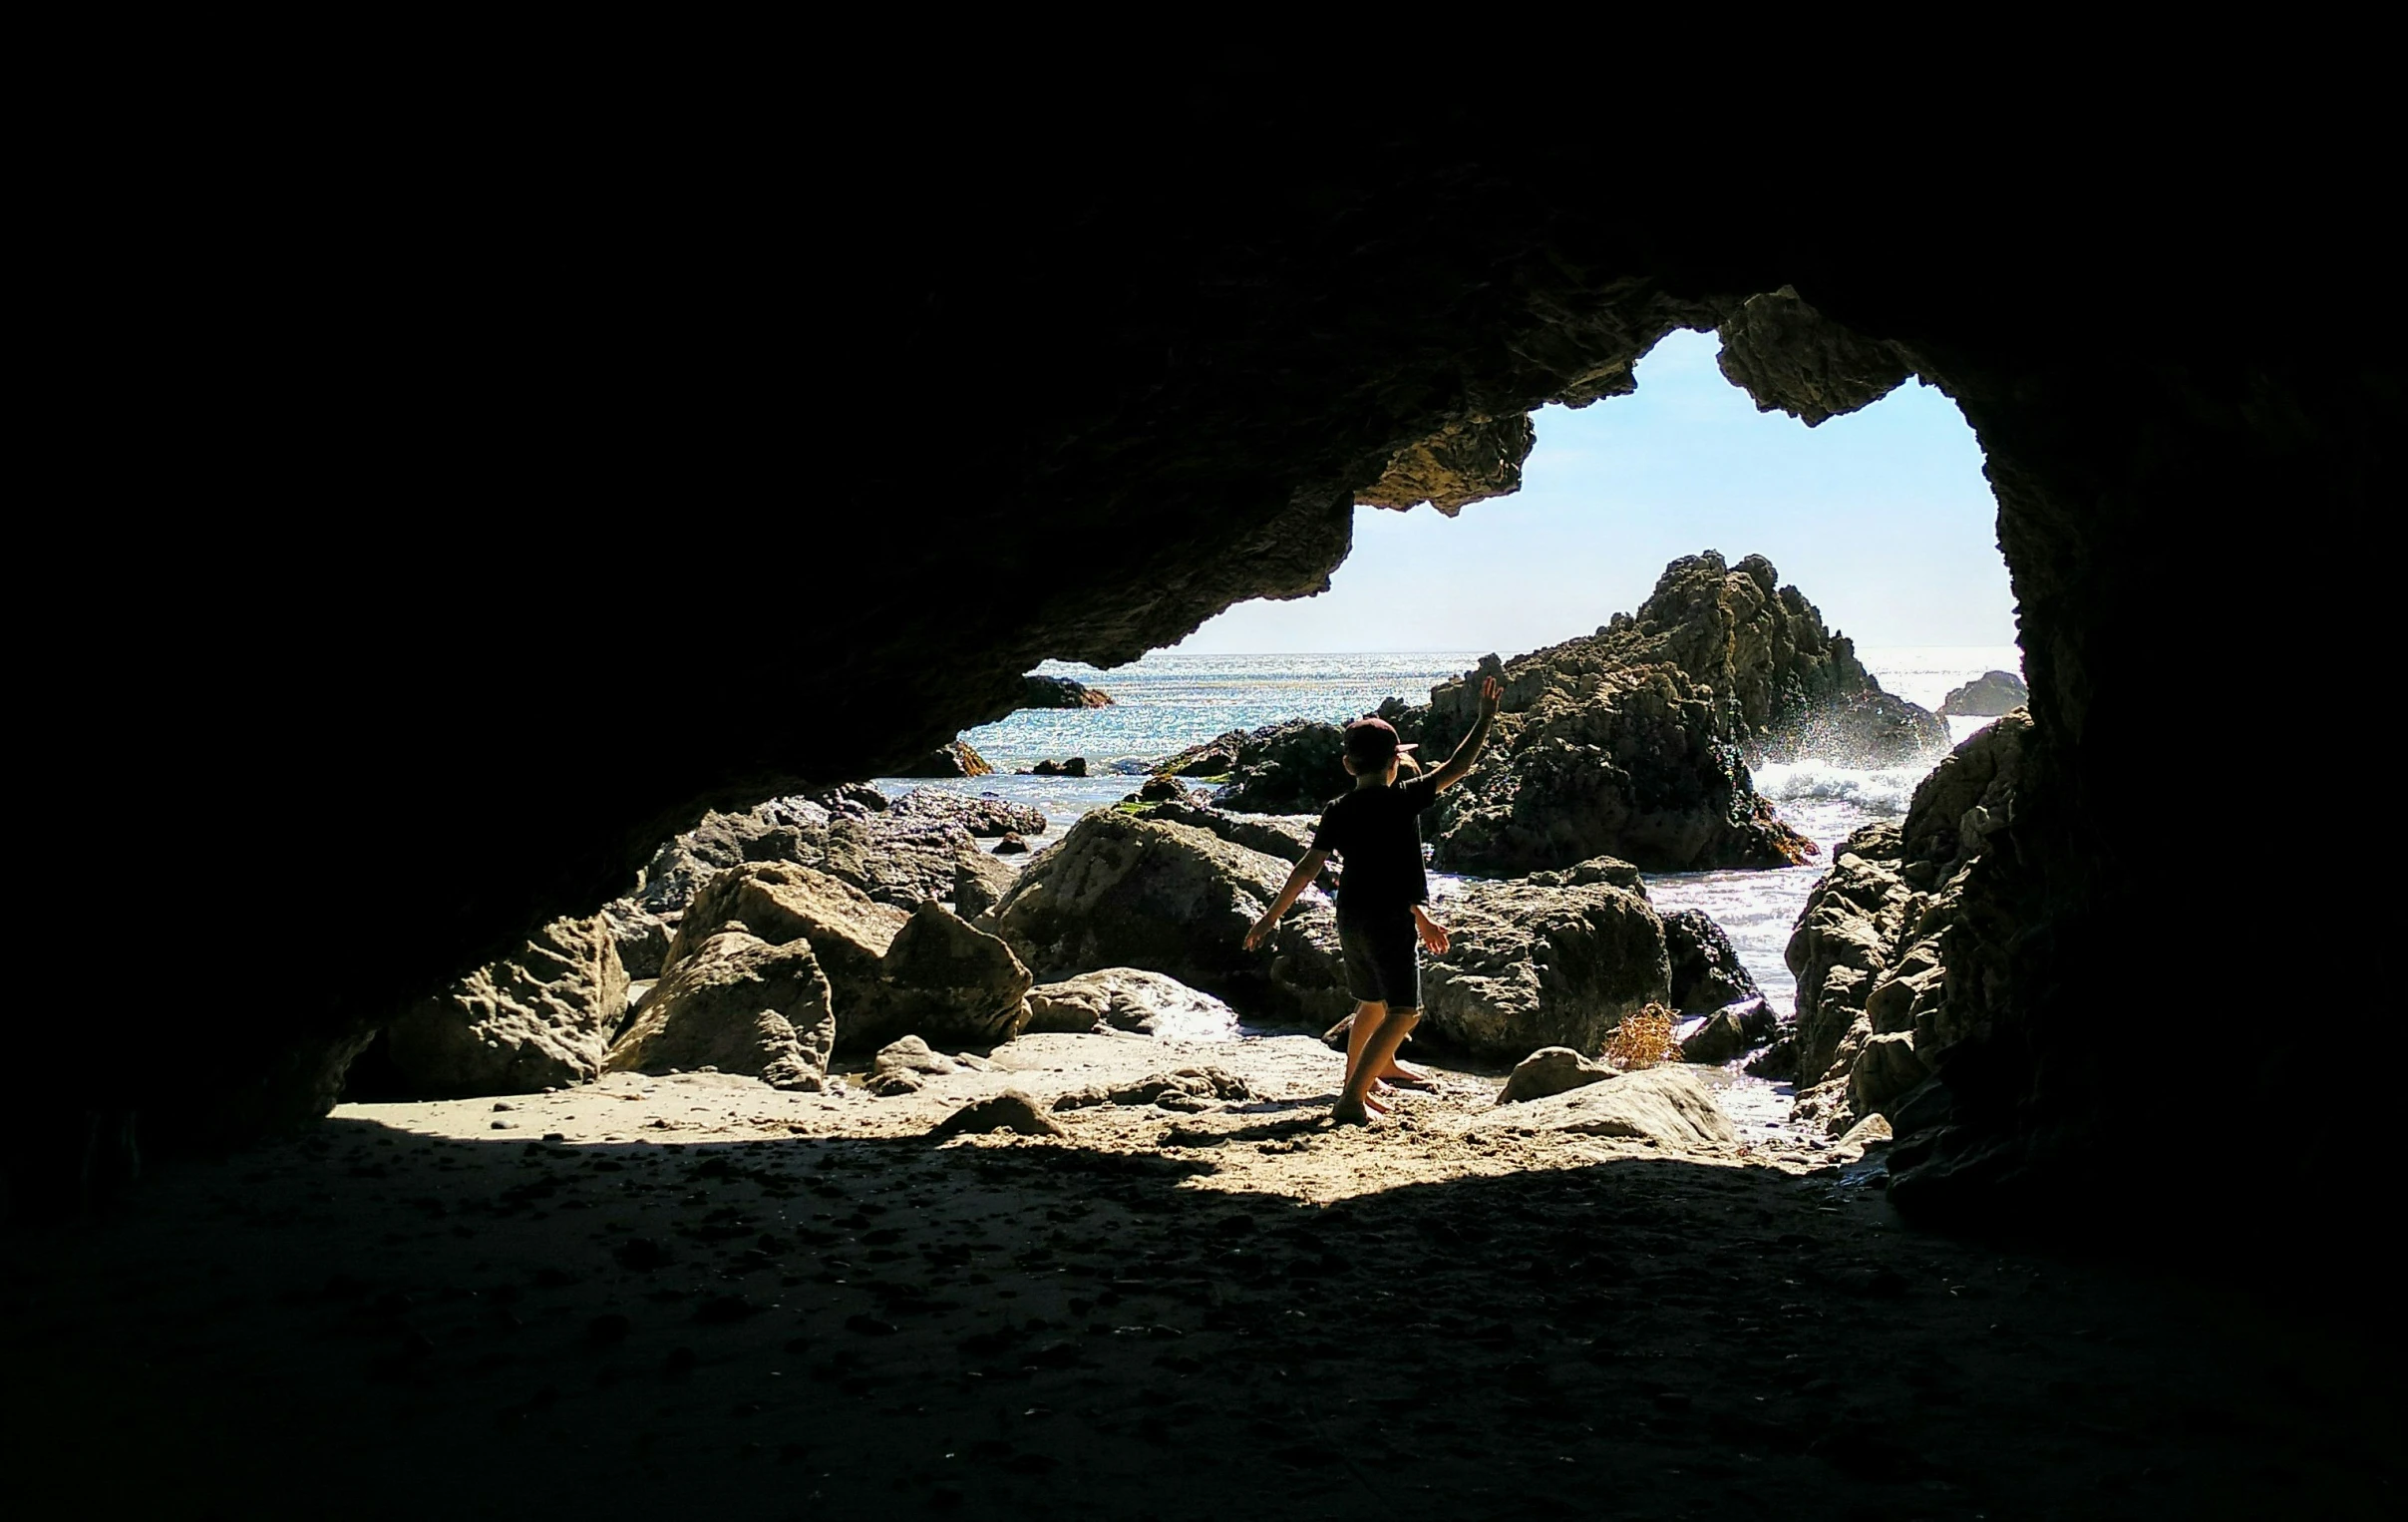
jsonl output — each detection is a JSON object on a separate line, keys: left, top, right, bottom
{"left": 16, "top": 109, "right": 2397, "bottom": 1512}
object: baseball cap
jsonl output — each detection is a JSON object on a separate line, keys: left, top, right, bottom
{"left": 1342, "top": 717, "right": 1418, "bottom": 765}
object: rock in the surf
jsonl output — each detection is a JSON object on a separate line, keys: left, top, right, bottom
{"left": 1936, "top": 669, "right": 2028, "bottom": 718}
{"left": 604, "top": 930, "right": 834, "bottom": 1090}
{"left": 1661, "top": 909, "right": 1763, "bottom": 1012}
{"left": 887, "top": 789, "right": 1047, "bottom": 838}
{"left": 1020, "top": 674, "right": 1114, "bottom": 708}
{"left": 367, "top": 915, "right": 630, "bottom": 1096}
{"left": 988, "top": 812, "right": 1295, "bottom": 1003}
{"left": 1159, "top": 720, "right": 1352, "bottom": 814}
{"left": 1023, "top": 967, "right": 1241, "bottom": 1039}
{"left": 1417, "top": 871, "right": 1672, "bottom": 1061}
{"left": 893, "top": 739, "right": 995, "bottom": 778}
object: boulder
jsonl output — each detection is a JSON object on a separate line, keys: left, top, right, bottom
{"left": 1937, "top": 670, "right": 2028, "bottom": 718}
{"left": 664, "top": 863, "right": 1026, "bottom": 1052}
{"left": 952, "top": 852, "right": 1016, "bottom": 920}
{"left": 1023, "top": 968, "right": 1242, "bottom": 1040}
{"left": 1134, "top": 800, "right": 1319, "bottom": 864}
{"left": 1137, "top": 775, "right": 1194, "bottom": 804}
{"left": 988, "top": 812, "right": 1295, "bottom": 1002}
{"left": 1678, "top": 1003, "right": 1763, "bottom": 1065}
{"left": 1061, "top": 757, "right": 1088, "bottom": 778}
{"left": 887, "top": 788, "right": 1047, "bottom": 838}
{"left": 867, "top": 1034, "right": 959, "bottom": 1095}
{"left": 892, "top": 739, "right": 995, "bottom": 778}
{"left": 1267, "top": 902, "right": 1356, "bottom": 1029}
{"left": 1020, "top": 674, "right": 1114, "bottom": 709}
{"left": 1498, "top": 1046, "right": 1614, "bottom": 1104}
{"left": 371, "top": 915, "right": 630, "bottom": 1097}
{"left": 930, "top": 1091, "right": 1065, "bottom": 1140}
{"left": 1468, "top": 1066, "right": 1736, "bottom": 1152}
{"left": 603, "top": 931, "right": 834, "bottom": 1090}
{"left": 1418, "top": 871, "right": 1672, "bottom": 1061}
{"left": 1661, "top": 909, "right": 1762, "bottom": 1012}
{"left": 665, "top": 862, "right": 906, "bottom": 990}
{"left": 1158, "top": 720, "right": 1350, "bottom": 814}
{"left": 992, "top": 833, "right": 1030, "bottom": 856}
{"left": 851, "top": 900, "right": 1035, "bottom": 1051}
{"left": 599, "top": 899, "right": 677, "bottom": 980}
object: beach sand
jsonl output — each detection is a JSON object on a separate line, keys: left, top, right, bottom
{"left": 4, "top": 1033, "right": 2394, "bottom": 1518}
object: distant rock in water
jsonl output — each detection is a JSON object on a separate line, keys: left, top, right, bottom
{"left": 1158, "top": 721, "right": 1349, "bottom": 813}
{"left": 894, "top": 739, "right": 994, "bottom": 778}
{"left": 1937, "top": 669, "right": 2028, "bottom": 718}
{"left": 1020, "top": 674, "right": 1114, "bottom": 708}
{"left": 1027, "top": 756, "right": 1088, "bottom": 777}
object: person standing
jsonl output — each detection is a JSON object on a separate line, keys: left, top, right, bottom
{"left": 1244, "top": 676, "right": 1502, "bottom": 1122}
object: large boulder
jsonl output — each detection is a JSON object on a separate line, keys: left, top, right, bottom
{"left": 951, "top": 851, "right": 1017, "bottom": 920}
{"left": 665, "top": 861, "right": 906, "bottom": 991}
{"left": 1784, "top": 713, "right": 2031, "bottom": 1134}
{"left": 603, "top": 930, "right": 834, "bottom": 1090}
{"left": 664, "top": 862, "right": 1031, "bottom": 1052}
{"left": 1498, "top": 1046, "right": 1614, "bottom": 1104}
{"left": 1417, "top": 870, "right": 1672, "bottom": 1061}
{"left": 850, "top": 900, "right": 1034, "bottom": 1051}
{"left": 988, "top": 812, "right": 1294, "bottom": 1003}
{"left": 368, "top": 915, "right": 630, "bottom": 1097}
{"left": 1937, "top": 670, "right": 2028, "bottom": 718}
{"left": 1023, "top": 968, "right": 1241, "bottom": 1039}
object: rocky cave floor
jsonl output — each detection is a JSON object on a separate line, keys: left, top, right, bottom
{"left": 5, "top": 1034, "right": 2395, "bottom": 1520}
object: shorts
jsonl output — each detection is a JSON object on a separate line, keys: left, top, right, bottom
{"left": 1337, "top": 911, "right": 1421, "bottom": 1009}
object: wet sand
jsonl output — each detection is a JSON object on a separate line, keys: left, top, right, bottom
{"left": 4, "top": 1034, "right": 2395, "bottom": 1519}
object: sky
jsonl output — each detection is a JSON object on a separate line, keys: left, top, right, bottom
{"left": 1172, "top": 328, "right": 2018, "bottom": 654}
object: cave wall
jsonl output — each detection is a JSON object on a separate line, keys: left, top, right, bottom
{"left": 48, "top": 95, "right": 2389, "bottom": 1252}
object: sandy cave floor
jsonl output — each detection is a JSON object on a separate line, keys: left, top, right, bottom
{"left": 3, "top": 1032, "right": 2397, "bottom": 1520}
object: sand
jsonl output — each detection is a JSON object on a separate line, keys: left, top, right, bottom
{"left": 3, "top": 1031, "right": 2395, "bottom": 1518}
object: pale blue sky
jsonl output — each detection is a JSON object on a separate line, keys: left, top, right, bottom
{"left": 1173, "top": 328, "right": 2017, "bottom": 654}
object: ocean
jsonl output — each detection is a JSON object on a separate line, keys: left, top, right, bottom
{"left": 875, "top": 645, "right": 2022, "bottom": 1046}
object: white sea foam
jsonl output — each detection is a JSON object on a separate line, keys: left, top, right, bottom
{"left": 1752, "top": 758, "right": 1922, "bottom": 816}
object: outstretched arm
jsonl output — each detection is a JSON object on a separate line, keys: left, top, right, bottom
{"left": 1428, "top": 675, "right": 1504, "bottom": 792}
{"left": 1244, "top": 850, "right": 1330, "bottom": 951}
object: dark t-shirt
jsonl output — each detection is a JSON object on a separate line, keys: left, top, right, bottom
{"left": 1310, "top": 775, "right": 1442, "bottom": 922}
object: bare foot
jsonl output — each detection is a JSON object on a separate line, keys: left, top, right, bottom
{"left": 1380, "top": 1062, "right": 1436, "bottom": 1089}
{"left": 1331, "top": 1097, "right": 1370, "bottom": 1125}
{"left": 1361, "top": 1090, "right": 1392, "bottom": 1115}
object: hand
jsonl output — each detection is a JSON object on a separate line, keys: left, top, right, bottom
{"left": 1477, "top": 674, "right": 1502, "bottom": 718}
{"left": 1243, "top": 913, "right": 1278, "bottom": 951}
{"left": 1412, "top": 908, "right": 1450, "bottom": 954}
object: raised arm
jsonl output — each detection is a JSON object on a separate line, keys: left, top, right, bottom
{"left": 1243, "top": 849, "right": 1330, "bottom": 951}
{"left": 1428, "top": 675, "right": 1504, "bottom": 792}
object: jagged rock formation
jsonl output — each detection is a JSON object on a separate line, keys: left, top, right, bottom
{"left": 1020, "top": 674, "right": 1114, "bottom": 708}
{"left": 1356, "top": 413, "right": 1538, "bottom": 515}
{"left": 354, "top": 916, "right": 630, "bottom": 1098}
{"left": 603, "top": 931, "right": 834, "bottom": 1090}
{"left": 91, "top": 106, "right": 2390, "bottom": 1269}
{"left": 1938, "top": 670, "right": 2028, "bottom": 717}
{"left": 1714, "top": 286, "right": 1911, "bottom": 427}
{"left": 1785, "top": 712, "right": 2030, "bottom": 1136}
